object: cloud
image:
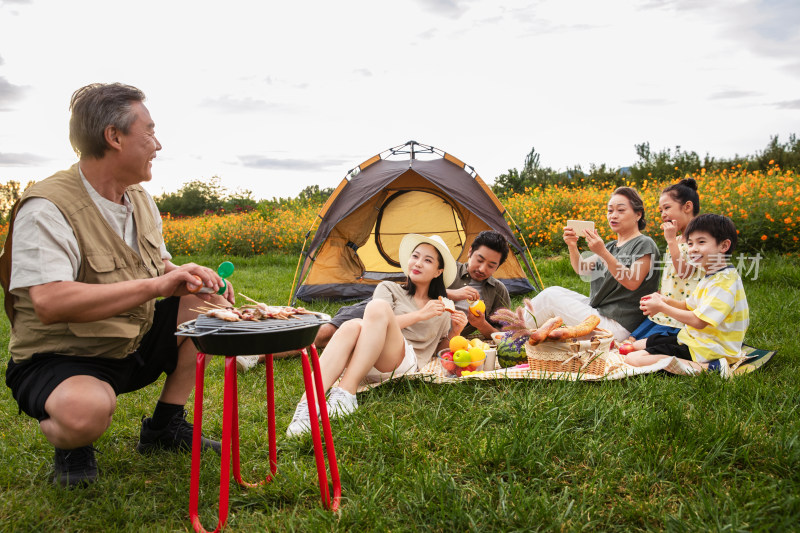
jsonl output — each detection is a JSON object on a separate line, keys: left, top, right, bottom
{"left": 0, "top": 76, "right": 27, "bottom": 110}
{"left": 709, "top": 90, "right": 761, "bottom": 100}
{"left": 237, "top": 155, "right": 347, "bottom": 171}
{"left": 199, "top": 95, "right": 291, "bottom": 113}
{"left": 625, "top": 98, "right": 674, "bottom": 106}
{"left": 353, "top": 68, "right": 372, "bottom": 77}
{"left": 775, "top": 99, "right": 800, "bottom": 109}
{"left": 642, "top": 0, "right": 800, "bottom": 72}
{"left": 417, "top": 28, "right": 437, "bottom": 40}
{"left": 0, "top": 152, "right": 49, "bottom": 166}
{"left": 413, "top": 0, "right": 476, "bottom": 17}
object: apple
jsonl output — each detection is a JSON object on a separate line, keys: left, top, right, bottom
{"left": 453, "top": 349, "right": 471, "bottom": 368}
{"left": 618, "top": 342, "right": 635, "bottom": 355}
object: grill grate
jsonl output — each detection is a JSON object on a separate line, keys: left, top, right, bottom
{"left": 177, "top": 311, "right": 329, "bottom": 337}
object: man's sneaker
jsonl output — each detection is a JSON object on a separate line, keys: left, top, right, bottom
{"left": 136, "top": 410, "right": 221, "bottom": 455}
{"left": 707, "top": 358, "right": 732, "bottom": 379}
{"left": 327, "top": 387, "right": 358, "bottom": 419}
{"left": 53, "top": 445, "right": 97, "bottom": 488}
{"left": 236, "top": 355, "right": 260, "bottom": 374}
{"left": 286, "top": 399, "right": 318, "bottom": 438}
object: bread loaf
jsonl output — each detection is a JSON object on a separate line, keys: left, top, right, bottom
{"left": 547, "top": 315, "right": 601, "bottom": 341}
{"left": 528, "top": 316, "right": 564, "bottom": 345}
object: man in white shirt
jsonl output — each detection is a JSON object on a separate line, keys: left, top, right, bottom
{"left": 1, "top": 83, "right": 232, "bottom": 488}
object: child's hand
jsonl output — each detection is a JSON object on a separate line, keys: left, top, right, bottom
{"left": 639, "top": 292, "right": 664, "bottom": 316}
{"left": 662, "top": 221, "right": 678, "bottom": 243}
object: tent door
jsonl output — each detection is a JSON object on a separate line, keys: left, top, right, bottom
{"left": 358, "top": 190, "right": 467, "bottom": 274}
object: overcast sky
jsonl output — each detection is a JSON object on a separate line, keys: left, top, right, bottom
{"left": 1, "top": 0, "right": 798, "bottom": 200}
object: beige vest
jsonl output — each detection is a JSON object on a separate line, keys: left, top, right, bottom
{"left": 0, "top": 164, "right": 166, "bottom": 362}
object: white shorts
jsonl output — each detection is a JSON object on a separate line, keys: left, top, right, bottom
{"left": 363, "top": 339, "right": 418, "bottom": 384}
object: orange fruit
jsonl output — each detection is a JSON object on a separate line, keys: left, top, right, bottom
{"left": 449, "top": 335, "right": 469, "bottom": 353}
{"left": 468, "top": 347, "right": 485, "bottom": 363}
{"left": 469, "top": 300, "right": 486, "bottom": 317}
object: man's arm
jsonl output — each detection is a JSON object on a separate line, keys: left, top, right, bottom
{"left": 29, "top": 262, "right": 226, "bottom": 324}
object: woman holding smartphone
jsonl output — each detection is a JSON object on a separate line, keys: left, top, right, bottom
{"left": 525, "top": 187, "right": 660, "bottom": 341}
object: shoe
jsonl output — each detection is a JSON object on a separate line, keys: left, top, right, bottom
{"left": 326, "top": 387, "right": 358, "bottom": 419}
{"left": 136, "top": 410, "right": 221, "bottom": 455}
{"left": 236, "top": 355, "right": 260, "bottom": 373}
{"left": 286, "top": 399, "right": 318, "bottom": 438}
{"left": 707, "top": 358, "right": 731, "bottom": 379}
{"left": 53, "top": 445, "right": 97, "bottom": 488}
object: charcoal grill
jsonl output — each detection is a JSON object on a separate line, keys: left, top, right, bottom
{"left": 176, "top": 311, "right": 340, "bottom": 533}
{"left": 177, "top": 311, "right": 331, "bottom": 355}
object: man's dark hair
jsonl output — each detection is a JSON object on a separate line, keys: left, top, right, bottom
{"left": 611, "top": 187, "right": 647, "bottom": 230}
{"left": 470, "top": 231, "right": 509, "bottom": 265}
{"left": 685, "top": 213, "right": 738, "bottom": 257}
{"left": 69, "top": 83, "right": 146, "bottom": 159}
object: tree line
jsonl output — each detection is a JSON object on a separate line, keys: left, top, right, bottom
{"left": 1, "top": 134, "right": 797, "bottom": 221}
{"left": 491, "top": 134, "right": 800, "bottom": 196}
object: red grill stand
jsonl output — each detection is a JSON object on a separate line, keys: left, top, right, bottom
{"left": 188, "top": 345, "right": 341, "bottom": 533}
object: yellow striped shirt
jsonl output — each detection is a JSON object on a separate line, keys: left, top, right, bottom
{"left": 678, "top": 266, "right": 749, "bottom": 363}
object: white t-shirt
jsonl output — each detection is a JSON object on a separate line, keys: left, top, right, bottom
{"left": 9, "top": 168, "right": 171, "bottom": 292}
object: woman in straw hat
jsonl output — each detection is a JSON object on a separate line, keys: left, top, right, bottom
{"left": 286, "top": 234, "right": 468, "bottom": 437}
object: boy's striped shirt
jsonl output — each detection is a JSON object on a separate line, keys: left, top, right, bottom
{"left": 678, "top": 266, "right": 749, "bottom": 363}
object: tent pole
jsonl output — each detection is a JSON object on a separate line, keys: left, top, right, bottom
{"left": 288, "top": 214, "right": 322, "bottom": 306}
{"left": 504, "top": 211, "right": 545, "bottom": 291}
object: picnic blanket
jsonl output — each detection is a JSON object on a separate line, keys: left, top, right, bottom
{"left": 353, "top": 344, "right": 776, "bottom": 392}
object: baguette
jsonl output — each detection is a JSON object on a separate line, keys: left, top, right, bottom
{"left": 547, "top": 314, "right": 601, "bottom": 341}
{"left": 528, "top": 316, "right": 564, "bottom": 345}
{"left": 439, "top": 296, "right": 456, "bottom": 313}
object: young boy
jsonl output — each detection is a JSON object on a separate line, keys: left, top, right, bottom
{"left": 624, "top": 214, "right": 749, "bottom": 377}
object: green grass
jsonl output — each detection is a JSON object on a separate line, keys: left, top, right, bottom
{"left": 1, "top": 253, "right": 798, "bottom": 532}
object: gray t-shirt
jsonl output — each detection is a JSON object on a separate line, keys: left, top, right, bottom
{"left": 372, "top": 281, "right": 451, "bottom": 368}
{"left": 589, "top": 234, "right": 660, "bottom": 332}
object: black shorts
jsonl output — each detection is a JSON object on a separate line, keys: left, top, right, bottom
{"left": 330, "top": 299, "right": 370, "bottom": 328}
{"left": 5, "top": 297, "right": 181, "bottom": 421}
{"left": 644, "top": 334, "right": 692, "bottom": 360}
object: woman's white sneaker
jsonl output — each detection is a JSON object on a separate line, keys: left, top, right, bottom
{"left": 327, "top": 387, "right": 358, "bottom": 418}
{"left": 286, "top": 400, "right": 313, "bottom": 437}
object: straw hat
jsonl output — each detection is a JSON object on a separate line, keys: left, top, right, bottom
{"left": 398, "top": 234, "right": 457, "bottom": 287}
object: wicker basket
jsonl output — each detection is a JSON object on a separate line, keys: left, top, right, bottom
{"left": 524, "top": 328, "right": 615, "bottom": 375}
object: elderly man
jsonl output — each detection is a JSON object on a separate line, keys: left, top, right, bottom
{"left": 1, "top": 83, "right": 230, "bottom": 487}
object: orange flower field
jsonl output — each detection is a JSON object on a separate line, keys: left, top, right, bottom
{"left": 504, "top": 163, "right": 799, "bottom": 256}
{"left": 160, "top": 203, "right": 319, "bottom": 256}
{"left": 0, "top": 164, "right": 796, "bottom": 258}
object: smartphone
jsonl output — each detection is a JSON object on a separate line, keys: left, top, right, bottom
{"left": 566, "top": 220, "right": 595, "bottom": 238}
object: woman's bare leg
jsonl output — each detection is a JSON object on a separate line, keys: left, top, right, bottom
{"left": 298, "top": 319, "right": 363, "bottom": 402}
{"left": 337, "top": 300, "right": 406, "bottom": 393}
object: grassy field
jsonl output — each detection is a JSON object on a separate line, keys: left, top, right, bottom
{"left": 0, "top": 252, "right": 798, "bottom": 532}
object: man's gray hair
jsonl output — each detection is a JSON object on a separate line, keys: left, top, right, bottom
{"left": 68, "top": 83, "right": 146, "bottom": 159}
